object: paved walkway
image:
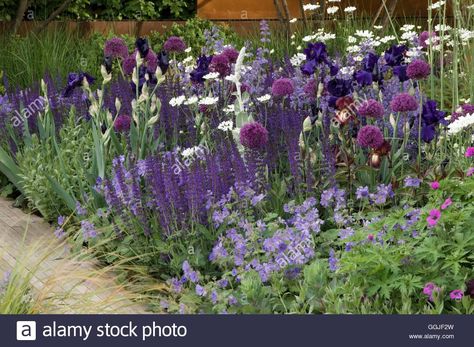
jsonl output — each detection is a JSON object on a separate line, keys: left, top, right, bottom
{"left": 0, "top": 198, "right": 148, "bottom": 313}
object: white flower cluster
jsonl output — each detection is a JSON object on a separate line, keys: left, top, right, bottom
{"left": 218, "top": 120, "right": 234, "bottom": 132}
{"left": 344, "top": 6, "right": 356, "bottom": 13}
{"left": 303, "top": 3, "right": 320, "bottom": 11}
{"left": 429, "top": 1, "right": 446, "bottom": 10}
{"left": 290, "top": 53, "right": 307, "bottom": 67}
{"left": 182, "top": 146, "right": 203, "bottom": 158}
{"left": 303, "top": 28, "right": 336, "bottom": 43}
{"left": 327, "top": 6, "right": 339, "bottom": 15}
{"left": 169, "top": 95, "right": 186, "bottom": 107}
{"left": 257, "top": 94, "right": 271, "bottom": 103}
{"left": 199, "top": 96, "right": 219, "bottom": 105}
{"left": 447, "top": 113, "right": 474, "bottom": 135}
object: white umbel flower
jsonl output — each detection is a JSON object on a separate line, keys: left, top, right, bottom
{"left": 199, "top": 96, "right": 219, "bottom": 105}
{"left": 447, "top": 113, "right": 474, "bottom": 135}
{"left": 218, "top": 120, "right": 234, "bottom": 131}
{"left": 257, "top": 94, "right": 271, "bottom": 103}
{"left": 169, "top": 95, "right": 186, "bottom": 107}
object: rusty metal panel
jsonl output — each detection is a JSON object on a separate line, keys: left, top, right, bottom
{"left": 197, "top": 0, "right": 434, "bottom": 20}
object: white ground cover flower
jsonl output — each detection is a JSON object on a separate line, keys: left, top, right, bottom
{"left": 289, "top": 18, "right": 297, "bottom": 23}
{"left": 184, "top": 95, "right": 198, "bottom": 105}
{"left": 257, "top": 94, "right": 271, "bottom": 103}
{"left": 344, "top": 6, "right": 356, "bottom": 13}
{"left": 447, "top": 113, "right": 474, "bottom": 135}
{"left": 355, "top": 30, "right": 374, "bottom": 39}
{"left": 203, "top": 72, "right": 220, "bottom": 80}
{"left": 223, "top": 105, "right": 235, "bottom": 114}
{"left": 218, "top": 120, "right": 234, "bottom": 131}
{"left": 199, "top": 96, "right": 219, "bottom": 105}
{"left": 169, "top": 95, "right": 186, "bottom": 107}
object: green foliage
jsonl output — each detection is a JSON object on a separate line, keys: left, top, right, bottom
{"left": 17, "top": 115, "right": 94, "bottom": 221}
{"left": 150, "top": 18, "right": 241, "bottom": 57}
{"left": 0, "top": 0, "right": 195, "bottom": 21}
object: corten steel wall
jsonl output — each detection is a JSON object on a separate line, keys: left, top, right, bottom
{"left": 197, "top": 0, "right": 439, "bottom": 20}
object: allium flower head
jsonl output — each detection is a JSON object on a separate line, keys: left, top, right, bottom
{"left": 390, "top": 92, "right": 419, "bottom": 112}
{"left": 407, "top": 59, "right": 431, "bottom": 80}
{"left": 209, "top": 53, "right": 231, "bottom": 77}
{"left": 104, "top": 37, "right": 128, "bottom": 60}
{"left": 145, "top": 49, "right": 158, "bottom": 73}
{"left": 114, "top": 114, "right": 132, "bottom": 133}
{"left": 222, "top": 46, "right": 239, "bottom": 64}
{"left": 163, "top": 36, "right": 187, "bottom": 53}
{"left": 122, "top": 55, "right": 136, "bottom": 75}
{"left": 239, "top": 122, "right": 269, "bottom": 149}
{"left": 358, "top": 99, "right": 384, "bottom": 118}
{"left": 272, "top": 78, "right": 294, "bottom": 97}
{"left": 357, "top": 125, "right": 384, "bottom": 149}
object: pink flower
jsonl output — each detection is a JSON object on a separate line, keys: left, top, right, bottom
{"left": 449, "top": 289, "right": 464, "bottom": 300}
{"left": 423, "top": 282, "right": 441, "bottom": 301}
{"left": 467, "top": 167, "right": 474, "bottom": 177}
{"left": 430, "top": 181, "right": 440, "bottom": 190}
{"left": 441, "top": 197, "right": 452, "bottom": 210}
{"left": 465, "top": 147, "right": 474, "bottom": 158}
{"left": 426, "top": 209, "right": 441, "bottom": 228}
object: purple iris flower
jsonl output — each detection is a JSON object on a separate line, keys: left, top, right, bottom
{"left": 135, "top": 37, "right": 149, "bottom": 58}
{"left": 327, "top": 78, "right": 353, "bottom": 97}
{"left": 301, "top": 42, "right": 329, "bottom": 75}
{"left": 393, "top": 65, "right": 409, "bottom": 82}
{"left": 354, "top": 70, "right": 373, "bottom": 86}
{"left": 421, "top": 100, "right": 447, "bottom": 143}
{"left": 304, "top": 42, "right": 328, "bottom": 64}
{"left": 157, "top": 50, "right": 169, "bottom": 74}
{"left": 190, "top": 55, "right": 213, "bottom": 83}
{"left": 384, "top": 44, "right": 407, "bottom": 66}
{"left": 62, "top": 72, "right": 95, "bottom": 97}
{"left": 363, "top": 52, "right": 379, "bottom": 72}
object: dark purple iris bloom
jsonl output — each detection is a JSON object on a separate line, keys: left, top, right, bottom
{"left": 384, "top": 44, "right": 407, "bottom": 67}
{"left": 393, "top": 65, "right": 409, "bottom": 82}
{"left": 327, "top": 78, "right": 353, "bottom": 97}
{"left": 157, "top": 50, "right": 169, "bottom": 74}
{"left": 190, "top": 55, "right": 213, "bottom": 83}
{"left": 304, "top": 42, "right": 328, "bottom": 64}
{"left": 327, "top": 78, "right": 353, "bottom": 108}
{"left": 363, "top": 52, "right": 379, "bottom": 72}
{"left": 301, "top": 42, "right": 329, "bottom": 75}
{"left": 355, "top": 70, "right": 373, "bottom": 86}
{"left": 329, "top": 63, "right": 339, "bottom": 76}
{"left": 301, "top": 59, "right": 318, "bottom": 75}
{"left": 421, "top": 99, "right": 447, "bottom": 143}
{"left": 62, "top": 72, "right": 95, "bottom": 97}
{"left": 135, "top": 37, "right": 149, "bottom": 58}
{"left": 103, "top": 55, "right": 113, "bottom": 74}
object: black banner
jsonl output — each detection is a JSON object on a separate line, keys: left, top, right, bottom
{"left": 1, "top": 315, "right": 472, "bottom": 346}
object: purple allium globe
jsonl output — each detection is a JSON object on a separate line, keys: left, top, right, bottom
{"left": 122, "top": 55, "right": 136, "bottom": 75}
{"left": 104, "top": 37, "right": 128, "bottom": 60}
{"left": 272, "top": 78, "right": 294, "bottom": 97}
{"left": 163, "top": 36, "right": 187, "bottom": 53}
{"left": 222, "top": 46, "right": 239, "bottom": 64}
{"left": 407, "top": 59, "right": 431, "bottom": 80}
{"left": 114, "top": 114, "right": 132, "bottom": 133}
{"left": 390, "top": 93, "right": 419, "bottom": 112}
{"left": 240, "top": 122, "right": 269, "bottom": 150}
{"left": 418, "top": 31, "right": 438, "bottom": 48}
{"left": 145, "top": 49, "right": 158, "bottom": 73}
{"left": 303, "top": 79, "right": 317, "bottom": 97}
{"left": 358, "top": 99, "right": 385, "bottom": 118}
{"left": 357, "top": 125, "right": 384, "bottom": 149}
{"left": 209, "top": 53, "right": 231, "bottom": 77}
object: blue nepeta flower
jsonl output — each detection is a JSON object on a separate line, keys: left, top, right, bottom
{"left": 404, "top": 176, "right": 422, "bottom": 188}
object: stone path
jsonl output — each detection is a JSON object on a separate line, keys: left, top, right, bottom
{"left": 0, "top": 198, "right": 148, "bottom": 313}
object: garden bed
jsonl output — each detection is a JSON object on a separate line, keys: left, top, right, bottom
{"left": 1, "top": 1, "right": 473, "bottom": 314}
